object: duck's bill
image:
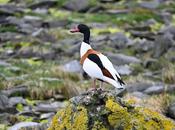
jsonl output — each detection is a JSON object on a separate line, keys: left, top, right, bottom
{"left": 70, "top": 27, "right": 79, "bottom": 33}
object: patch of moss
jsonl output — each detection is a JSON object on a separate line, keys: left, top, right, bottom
{"left": 48, "top": 105, "right": 88, "bottom": 130}
{"left": 48, "top": 91, "right": 175, "bottom": 130}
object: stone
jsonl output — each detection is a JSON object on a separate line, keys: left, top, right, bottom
{"left": 153, "top": 32, "right": 174, "bottom": 58}
{"left": 40, "top": 112, "right": 55, "bottom": 120}
{"left": 168, "top": 103, "right": 175, "bottom": 119}
{"left": 106, "top": 53, "right": 141, "bottom": 65}
{"left": 63, "top": 0, "right": 90, "bottom": 12}
{"left": 48, "top": 89, "right": 175, "bottom": 130}
{"left": 0, "top": 4, "right": 24, "bottom": 16}
{"left": 9, "top": 122, "right": 41, "bottom": 130}
{"left": 62, "top": 60, "right": 82, "bottom": 73}
{"left": 161, "top": 25, "right": 175, "bottom": 40}
{"left": 143, "top": 84, "right": 164, "bottom": 95}
{"left": 34, "top": 101, "right": 65, "bottom": 113}
{"left": 134, "top": 39, "right": 154, "bottom": 53}
{"left": 0, "top": 93, "right": 17, "bottom": 114}
{"left": 28, "top": 0, "right": 58, "bottom": 9}
{"left": 129, "top": 30, "right": 155, "bottom": 40}
{"left": 0, "top": 113, "right": 11, "bottom": 124}
{"left": 126, "top": 82, "right": 153, "bottom": 92}
{"left": 1, "top": 85, "right": 29, "bottom": 97}
{"left": 9, "top": 97, "right": 26, "bottom": 106}
{"left": 106, "top": 9, "right": 129, "bottom": 15}
{"left": 139, "top": 0, "right": 160, "bottom": 9}
{"left": 109, "top": 32, "right": 130, "bottom": 49}
{"left": 130, "top": 91, "right": 149, "bottom": 99}
{"left": 0, "top": 60, "right": 11, "bottom": 67}
{"left": 115, "top": 65, "right": 133, "bottom": 75}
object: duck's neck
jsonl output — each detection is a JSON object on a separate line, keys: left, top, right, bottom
{"left": 83, "top": 31, "right": 90, "bottom": 44}
{"left": 80, "top": 42, "right": 92, "bottom": 57}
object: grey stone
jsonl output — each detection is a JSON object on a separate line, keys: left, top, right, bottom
{"left": 130, "top": 91, "right": 149, "bottom": 99}
{"left": 134, "top": 39, "right": 154, "bottom": 53}
{"left": 9, "top": 97, "right": 26, "bottom": 106}
{"left": 115, "top": 65, "right": 133, "bottom": 75}
{"left": 63, "top": 0, "right": 90, "bottom": 12}
{"left": 0, "top": 93, "right": 17, "bottom": 114}
{"left": 0, "top": 60, "right": 11, "bottom": 67}
{"left": 143, "top": 84, "right": 164, "bottom": 95}
{"left": 9, "top": 122, "right": 40, "bottom": 130}
{"left": 28, "top": 0, "right": 58, "bottom": 9}
{"left": 34, "top": 101, "right": 65, "bottom": 113}
{"left": 0, "top": 4, "right": 24, "bottom": 16}
{"left": 168, "top": 103, "right": 175, "bottom": 119}
{"left": 139, "top": 0, "right": 160, "bottom": 9}
{"left": 161, "top": 25, "right": 175, "bottom": 40}
{"left": 40, "top": 112, "right": 55, "bottom": 120}
{"left": 109, "top": 32, "right": 130, "bottom": 49}
{"left": 1, "top": 85, "right": 29, "bottom": 97}
{"left": 106, "top": 53, "right": 141, "bottom": 65}
{"left": 153, "top": 32, "right": 174, "bottom": 58}
{"left": 126, "top": 82, "right": 152, "bottom": 92}
{"left": 62, "top": 60, "right": 82, "bottom": 73}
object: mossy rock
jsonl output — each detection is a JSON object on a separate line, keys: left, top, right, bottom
{"left": 48, "top": 89, "right": 175, "bottom": 130}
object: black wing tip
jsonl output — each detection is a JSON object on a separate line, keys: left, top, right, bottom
{"left": 116, "top": 76, "right": 125, "bottom": 86}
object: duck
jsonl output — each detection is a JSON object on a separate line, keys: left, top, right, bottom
{"left": 70, "top": 24, "right": 125, "bottom": 89}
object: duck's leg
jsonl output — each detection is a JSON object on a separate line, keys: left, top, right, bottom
{"left": 100, "top": 81, "right": 103, "bottom": 89}
{"left": 92, "top": 79, "right": 96, "bottom": 89}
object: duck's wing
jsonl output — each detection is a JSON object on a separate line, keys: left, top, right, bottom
{"left": 98, "top": 53, "right": 125, "bottom": 86}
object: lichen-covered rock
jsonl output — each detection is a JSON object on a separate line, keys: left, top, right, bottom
{"left": 48, "top": 89, "right": 175, "bottom": 130}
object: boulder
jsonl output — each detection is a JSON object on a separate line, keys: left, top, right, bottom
{"left": 63, "top": 0, "right": 90, "bottom": 12}
{"left": 115, "top": 65, "right": 133, "bottom": 75}
{"left": 9, "top": 97, "right": 26, "bottom": 106}
{"left": 139, "top": 0, "right": 160, "bottom": 9}
{"left": 28, "top": 0, "right": 58, "bottom": 9}
{"left": 9, "top": 122, "right": 46, "bottom": 130}
{"left": 168, "top": 103, "right": 175, "bottom": 119}
{"left": 106, "top": 53, "right": 141, "bottom": 65}
{"left": 62, "top": 60, "right": 82, "bottom": 73}
{"left": 153, "top": 32, "right": 174, "bottom": 58}
{"left": 48, "top": 89, "right": 175, "bottom": 130}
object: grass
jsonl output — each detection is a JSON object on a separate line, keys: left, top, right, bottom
{"left": 48, "top": 8, "right": 161, "bottom": 26}
{"left": 0, "top": 59, "right": 81, "bottom": 99}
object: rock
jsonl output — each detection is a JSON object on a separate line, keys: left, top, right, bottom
{"left": 134, "top": 39, "right": 154, "bottom": 53}
{"left": 28, "top": 0, "right": 58, "bottom": 9}
{"left": 34, "top": 101, "right": 65, "bottom": 113}
{"left": 130, "top": 91, "right": 149, "bottom": 99}
{"left": 9, "top": 97, "right": 26, "bottom": 106}
{"left": 40, "top": 112, "right": 55, "bottom": 120}
{"left": 53, "top": 94, "right": 65, "bottom": 101}
{"left": 129, "top": 30, "right": 155, "bottom": 40}
{"left": 106, "top": 53, "right": 141, "bottom": 65}
{"left": 9, "top": 122, "right": 41, "bottom": 130}
{"left": 161, "top": 25, "right": 175, "bottom": 40}
{"left": 63, "top": 0, "right": 90, "bottom": 12}
{"left": 153, "top": 32, "right": 174, "bottom": 58}
{"left": 48, "top": 89, "right": 175, "bottom": 130}
{"left": 0, "top": 113, "right": 11, "bottom": 124}
{"left": 62, "top": 60, "right": 82, "bottom": 73}
{"left": 126, "top": 82, "right": 153, "bottom": 92}
{"left": 106, "top": 9, "right": 130, "bottom": 14}
{"left": 115, "top": 65, "right": 133, "bottom": 75}
{"left": 0, "top": 4, "right": 24, "bottom": 16}
{"left": 0, "top": 93, "right": 17, "bottom": 114}
{"left": 0, "top": 60, "right": 11, "bottom": 67}
{"left": 109, "top": 32, "right": 130, "bottom": 49}
{"left": 139, "top": 0, "right": 160, "bottom": 9}
{"left": 143, "top": 58, "right": 160, "bottom": 70}
{"left": 143, "top": 84, "right": 164, "bottom": 95}
{"left": 168, "top": 103, "right": 175, "bottom": 119}
{"left": 1, "top": 85, "right": 29, "bottom": 97}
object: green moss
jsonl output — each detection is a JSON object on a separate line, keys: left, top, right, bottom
{"left": 48, "top": 94, "right": 175, "bottom": 130}
{"left": 0, "top": 0, "right": 9, "bottom": 4}
{"left": 48, "top": 105, "right": 88, "bottom": 130}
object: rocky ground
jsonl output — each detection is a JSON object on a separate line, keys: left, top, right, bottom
{"left": 0, "top": 0, "right": 175, "bottom": 129}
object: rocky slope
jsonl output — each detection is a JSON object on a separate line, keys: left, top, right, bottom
{"left": 48, "top": 89, "right": 175, "bottom": 130}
